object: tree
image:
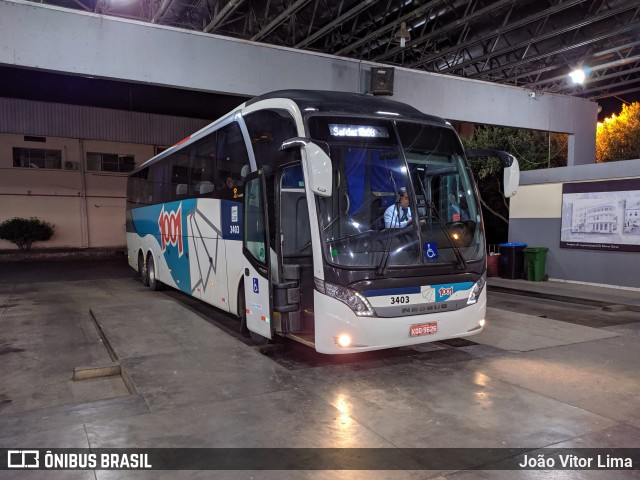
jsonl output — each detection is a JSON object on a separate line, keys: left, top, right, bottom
{"left": 462, "top": 125, "right": 568, "bottom": 244}
{"left": 0, "top": 217, "right": 55, "bottom": 251}
{"left": 596, "top": 102, "right": 640, "bottom": 163}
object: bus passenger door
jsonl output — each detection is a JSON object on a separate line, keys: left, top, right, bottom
{"left": 242, "top": 172, "right": 273, "bottom": 340}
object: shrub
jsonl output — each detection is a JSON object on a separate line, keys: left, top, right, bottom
{"left": 0, "top": 217, "right": 55, "bottom": 251}
{"left": 596, "top": 102, "right": 640, "bottom": 163}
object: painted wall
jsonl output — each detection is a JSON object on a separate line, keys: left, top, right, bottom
{"left": 0, "top": 98, "right": 215, "bottom": 250}
{"left": 0, "top": 132, "right": 154, "bottom": 249}
{"left": 0, "top": 0, "right": 598, "bottom": 166}
{"left": 509, "top": 159, "right": 640, "bottom": 288}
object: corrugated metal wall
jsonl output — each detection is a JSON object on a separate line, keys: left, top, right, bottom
{"left": 0, "top": 97, "right": 212, "bottom": 145}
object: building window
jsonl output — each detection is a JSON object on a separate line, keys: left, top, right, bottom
{"left": 87, "top": 152, "right": 135, "bottom": 173}
{"left": 13, "top": 148, "right": 62, "bottom": 169}
{"left": 24, "top": 135, "right": 46, "bottom": 143}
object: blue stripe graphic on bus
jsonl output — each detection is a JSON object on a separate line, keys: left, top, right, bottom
{"left": 363, "top": 286, "right": 421, "bottom": 297}
{"left": 131, "top": 199, "right": 196, "bottom": 293}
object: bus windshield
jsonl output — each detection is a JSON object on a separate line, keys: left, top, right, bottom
{"left": 308, "top": 116, "right": 483, "bottom": 269}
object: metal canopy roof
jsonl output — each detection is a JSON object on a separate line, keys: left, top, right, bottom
{"left": 34, "top": 0, "right": 639, "bottom": 104}
{"left": 201, "top": 0, "right": 640, "bottom": 103}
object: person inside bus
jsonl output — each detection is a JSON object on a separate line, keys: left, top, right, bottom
{"left": 384, "top": 187, "right": 413, "bottom": 228}
{"left": 448, "top": 193, "right": 470, "bottom": 222}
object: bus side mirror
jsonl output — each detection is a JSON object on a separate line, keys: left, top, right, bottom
{"left": 280, "top": 137, "right": 333, "bottom": 197}
{"left": 466, "top": 149, "right": 520, "bottom": 198}
{"left": 503, "top": 157, "right": 519, "bottom": 198}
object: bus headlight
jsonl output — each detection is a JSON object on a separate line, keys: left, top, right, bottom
{"left": 314, "top": 278, "right": 375, "bottom": 317}
{"left": 467, "top": 277, "right": 486, "bottom": 305}
{"left": 335, "top": 334, "right": 352, "bottom": 348}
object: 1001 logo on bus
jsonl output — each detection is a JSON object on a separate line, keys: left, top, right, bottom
{"left": 158, "top": 204, "right": 183, "bottom": 257}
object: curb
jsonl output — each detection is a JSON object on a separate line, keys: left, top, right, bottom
{"left": 0, "top": 249, "right": 126, "bottom": 262}
{"left": 487, "top": 285, "right": 638, "bottom": 312}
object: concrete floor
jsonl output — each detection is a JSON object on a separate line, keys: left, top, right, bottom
{"left": 0, "top": 259, "right": 639, "bottom": 479}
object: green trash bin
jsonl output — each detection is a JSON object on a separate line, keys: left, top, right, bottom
{"left": 524, "top": 247, "right": 548, "bottom": 281}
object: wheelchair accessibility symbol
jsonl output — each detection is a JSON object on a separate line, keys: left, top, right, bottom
{"left": 424, "top": 242, "right": 439, "bottom": 260}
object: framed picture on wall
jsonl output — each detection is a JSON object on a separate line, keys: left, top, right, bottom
{"left": 560, "top": 178, "right": 640, "bottom": 252}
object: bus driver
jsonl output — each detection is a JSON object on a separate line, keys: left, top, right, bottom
{"left": 384, "top": 187, "right": 413, "bottom": 228}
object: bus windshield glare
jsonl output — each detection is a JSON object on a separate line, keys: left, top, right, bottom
{"left": 309, "top": 116, "right": 483, "bottom": 269}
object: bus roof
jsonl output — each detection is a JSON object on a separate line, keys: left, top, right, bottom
{"left": 246, "top": 90, "right": 448, "bottom": 125}
{"left": 131, "top": 90, "right": 451, "bottom": 175}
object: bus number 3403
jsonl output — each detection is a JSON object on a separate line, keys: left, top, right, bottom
{"left": 390, "top": 296, "right": 410, "bottom": 305}
{"left": 230, "top": 225, "right": 240, "bottom": 234}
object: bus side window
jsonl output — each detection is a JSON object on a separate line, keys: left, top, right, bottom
{"left": 129, "top": 170, "right": 147, "bottom": 207}
{"left": 189, "top": 133, "right": 217, "bottom": 198}
{"left": 146, "top": 163, "right": 171, "bottom": 205}
{"left": 217, "top": 122, "right": 249, "bottom": 200}
{"left": 244, "top": 109, "right": 300, "bottom": 171}
{"left": 244, "top": 177, "right": 266, "bottom": 264}
{"left": 169, "top": 152, "right": 190, "bottom": 201}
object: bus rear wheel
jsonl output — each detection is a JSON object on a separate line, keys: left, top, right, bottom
{"left": 147, "top": 254, "right": 163, "bottom": 291}
{"left": 138, "top": 251, "right": 149, "bottom": 286}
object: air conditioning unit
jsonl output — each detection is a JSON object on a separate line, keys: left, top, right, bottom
{"left": 64, "top": 161, "right": 79, "bottom": 170}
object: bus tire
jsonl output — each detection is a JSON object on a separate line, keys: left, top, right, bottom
{"left": 147, "top": 254, "right": 163, "bottom": 291}
{"left": 237, "top": 284, "right": 250, "bottom": 337}
{"left": 139, "top": 251, "right": 149, "bottom": 286}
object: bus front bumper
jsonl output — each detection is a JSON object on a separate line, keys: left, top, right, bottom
{"left": 312, "top": 289, "right": 487, "bottom": 354}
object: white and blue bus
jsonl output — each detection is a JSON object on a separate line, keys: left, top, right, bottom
{"left": 126, "top": 90, "right": 519, "bottom": 354}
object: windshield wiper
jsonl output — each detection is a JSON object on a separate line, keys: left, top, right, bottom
{"left": 326, "top": 229, "right": 376, "bottom": 246}
{"left": 414, "top": 173, "right": 467, "bottom": 270}
{"left": 376, "top": 212, "right": 396, "bottom": 276}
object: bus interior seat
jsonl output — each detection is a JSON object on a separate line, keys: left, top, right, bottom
{"left": 198, "top": 182, "right": 214, "bottom": 195}
{"left": 176, "top": 184, "right": 188, "bottom": 196}
{"left": 372, "top": 195, "right": 394, "bottom": 229}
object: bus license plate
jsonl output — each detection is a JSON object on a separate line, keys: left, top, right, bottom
{"left": 410, "top": 322, "right": 438, "bottom": 337}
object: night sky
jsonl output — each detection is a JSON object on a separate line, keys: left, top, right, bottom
{"left": 596, "top": 94, "right": 640, "bottom": 121}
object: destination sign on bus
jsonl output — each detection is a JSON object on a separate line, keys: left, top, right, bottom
{"left": 328, "top": 124, "right": 389, "bottom": 138}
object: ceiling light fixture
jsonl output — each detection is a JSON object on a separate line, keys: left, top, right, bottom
{"left": 569, "top": 67, "right": 588, "bottom": 84}
{"left": 395, "top": 22, "right": 411, "bottom": 48}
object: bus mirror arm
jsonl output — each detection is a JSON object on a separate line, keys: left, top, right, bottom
{"left": 280, "top": 137, "right": 333, "bottom": 197}
{"left": 466, "top": 149, "right": 514, "bottom": 167}
{"left": 466, "top": 149, "right": 520, "bottom": 198}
